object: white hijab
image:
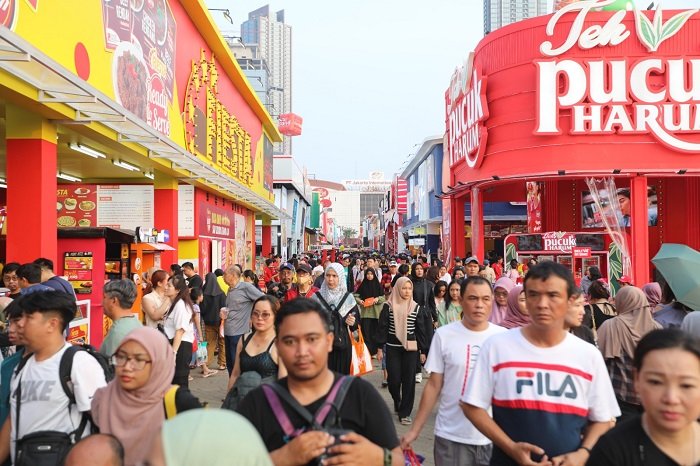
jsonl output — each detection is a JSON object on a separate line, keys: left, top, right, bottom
{"left": 317, "top": 263, "right": 355, "bottom": 317}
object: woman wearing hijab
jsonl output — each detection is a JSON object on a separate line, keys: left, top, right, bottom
{"left": 409, "top": 263, "right": 436, "bottom": 383}
{"left": 92, "top": 327, "right": 202, "bottom": 466}
{"left": 598, "top": 286, "right": 662, "bottom": 422}
{"left": 642, "top": 282, "right": 663, "bottom": 312}
{"left": 311, "top": 263, "right": 360, "bottom": 374}
{"left": 201, "top": 272, "right": 227, "bottom": 370}
{"left": 489, "top": 277, "right": 516, "bottom": 325}
{"left": 146, "top": 410, "right": 272, "bottom": 466}
{"left": 354, "top": 268, "right": 386, "bottom": 355}
{"left": 500, "top": 285, "right": 531, "bottom": 329}
{"left": 375, "top": 277, "right": 428, "bottom": 425}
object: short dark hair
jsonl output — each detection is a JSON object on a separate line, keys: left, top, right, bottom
{"left": 16, "top": 291, "right": 76, "bottom": 331}
{"left": 5, "top": 300, "right": 23, "bottom": 319}
{"left": 275, "top": 298, "right": 331, "bottom": 334}
{"left": 588, "top": 280, "right": 610, "bottom": 300}
{"left": 189, "top": 287, "right": 203, "bottom": 302}
{"left": 170, "top": 264, "right": 182, "bottom": 275}
{"left": 103, "top": 280, "right": 137, "bottom": 309}
{"left": 523, "top": 261, "right": 576, "bottom": 298}
{"left": 634, "top": 328, "right": 700, "bottom": 372}
{"left": 214, "top": 268, "right": 224, "bottom": 277}
{"left": 570, "top": 287, "right": 583, "bottom": 299}
{"left": 181, "top": 262, "right": 194, "bottom": 270}
{"left": 32, "top": 258, "right": 54, "bottom": 271}
{"left": 2, "top": 262, "right": 20, "bottom": 276}
{"left": 16, "top": 263, "right": 42, "bottom": 284}
{"left": 460, "top": 276, "right": 493, "bottom": 297}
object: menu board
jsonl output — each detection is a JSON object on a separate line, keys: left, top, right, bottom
{"left": 101, "top": 0, "right": 177, "bottom": 135}
{"left": 64, "top": 252, "right": 94, "bottom": 295}
{"left": 97, "top": 185, "right": 154, "bottom": 231}
{"left": 56, "top": 184, "right": 98, "bottom": 228}
{"left": 178, "top": 184, "right": 195, "bottom": 237}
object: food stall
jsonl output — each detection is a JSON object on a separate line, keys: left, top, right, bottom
{"left": 504, "top": 231, "right": 618, "bottom": 286}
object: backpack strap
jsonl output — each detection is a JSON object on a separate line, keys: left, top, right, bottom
{"left": 163, "top": 385, "right": 179, "bottom": 420}
{"left": 59, "top": 345, "right": 82, "bottom": 404}
{"left": 314, "top": 293, "right": 332, "bottom": 312}
{"left": 262, "top": 376, "right": 355, "bottom": 441}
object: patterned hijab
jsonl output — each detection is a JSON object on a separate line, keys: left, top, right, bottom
{"left": 317, "top": 262, "right": 355, "bottom": 317}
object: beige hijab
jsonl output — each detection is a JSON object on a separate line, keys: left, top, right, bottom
{"left": 387, "top": 276, "right": 418, "bottom": 350}
{"left": 598, "top": 286, "right": 662, "bottom": 360}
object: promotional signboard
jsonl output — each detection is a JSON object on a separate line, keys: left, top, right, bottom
{"left": 526, "top": 182, "right": 543, "bottom": 233}
{"left": 445, "top": 53, "right": 489, "bottom": 168}
{"left": 542, "top": 231, "right": 577, "bottom": 253}
{"left": 535, "top": 1, "right": 700, "bottom": 152}
{"left": 178, "top": 184, "right": 195, "bottom": 237}
{"left": 57, "top": 185, "right": 97, "bottom": 228}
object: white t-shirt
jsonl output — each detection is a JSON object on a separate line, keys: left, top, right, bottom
{"left": 462, "top": 328, "right": 620, "bottom": 462}
{"left": 163, "top": 300, "right": 195, "bottom": 342}
{"left": 439, "top": 273, "right": 452, "bottom": 283}
{"left": 425, "top": 321, "right": 506, "bottom": 445}
{"left": 10, "top": 343, "right": 107, "bottom": 461}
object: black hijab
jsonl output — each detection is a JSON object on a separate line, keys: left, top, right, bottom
{"left": 203, "top": 272, "right": 223, "bottom": 297}
{"left": 356, "top": 268, "right": 383, "bottom": 300}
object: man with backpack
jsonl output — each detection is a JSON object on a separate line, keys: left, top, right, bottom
{"left": 0, "top": 291, "right": 108, "bottom": 465}
{"left": 237, "top": 298, "right": 402, "bottom": 466}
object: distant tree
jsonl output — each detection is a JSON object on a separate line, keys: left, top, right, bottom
{"left": 342, "top": 227, "right": 358, "bottom": 240}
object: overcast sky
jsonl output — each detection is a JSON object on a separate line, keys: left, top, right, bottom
{"left": 204, "top": 0, "right": 695, "bottom": 182}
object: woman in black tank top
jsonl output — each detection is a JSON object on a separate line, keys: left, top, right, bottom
{"left": 227, "top": 296, "right": 286, "bottom": 391}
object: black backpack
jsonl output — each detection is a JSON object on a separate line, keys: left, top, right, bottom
{"left": 315, "top": 292, "right": 353, "bottom": 350}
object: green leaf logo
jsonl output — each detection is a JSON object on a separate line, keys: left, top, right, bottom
{"left": 635, "top": 6, "right": 698, "bottom": 52}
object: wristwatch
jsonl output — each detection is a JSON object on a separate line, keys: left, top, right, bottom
{"left": 383, "top": 448, "right": 392, "bottom": 466}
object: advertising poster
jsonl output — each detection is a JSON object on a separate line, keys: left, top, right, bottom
{"left": 526, "top": 181, "right": 543, "bottom": 233}
{"left": 199, "top": 203, "right": 234, "bottom": 239}
{"left": 57, "top": 184, "right": 97, "bottom": 228}
{"left": 64, "top": 252, "right": 94, "bottom": 295}
{"left": 199, "top": 237, "right": 210, "bottom": 276}
{"left": 68, "top": 300, "right": 91, "bottom": 345}
{"left": 234, "top": 213, "right": 247, "bottom": 267}
{"left": 101, "top": 0, "right": 177, "bottom": 134}
{"left": 582, "top": 187, "right": 658, "bottom": 228}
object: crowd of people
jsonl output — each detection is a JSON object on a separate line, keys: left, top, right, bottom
{"left": 0, "top": 251, "right": 696, "bottom": 465}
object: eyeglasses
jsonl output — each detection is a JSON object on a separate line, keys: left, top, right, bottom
{"left": 252, "top": 311, "right": 273, "bottom": 320}
{"left": 111, "top": 353, "right": 152, "bottom": 371}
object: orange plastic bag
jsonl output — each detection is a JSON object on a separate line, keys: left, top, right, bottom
{"left": 349, "top": 328, "right": 373, "bottom": 376}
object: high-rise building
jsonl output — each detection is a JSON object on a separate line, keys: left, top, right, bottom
{"left": 484, "top": 0, "right": 549, "bottom": 34}
{"left": 241, "top": 6, "right": 292, "bottom": 155}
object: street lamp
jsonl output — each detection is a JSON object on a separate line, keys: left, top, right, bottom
{"left": 208, "top": 8, "right": 233, "bottom": 24}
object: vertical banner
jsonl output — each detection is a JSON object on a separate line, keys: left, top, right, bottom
{"left": 234, "top": 213, "right": 247, "bottom": 267}
{"left": 470, "top": 187, "right": 481, "bottom": 258}
{"left": 526, "top": 181, "right": 543, "bottom": 233}
{"left": 442, "top": 199, "right": 452, "bottom": 265}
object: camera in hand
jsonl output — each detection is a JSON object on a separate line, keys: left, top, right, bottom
{"left": 315, "top": 428, "right": 352, "bottom": 464}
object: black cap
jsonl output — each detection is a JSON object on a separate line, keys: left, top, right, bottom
{"left": 296, "top": 263, "right": 312, "bottom": 274}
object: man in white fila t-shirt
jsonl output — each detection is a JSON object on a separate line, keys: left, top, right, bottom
{"left": 462, "top": 262, "right": 619, "bottom": 466}
{"left": 401, "top": 276, "right": 506, "bottom": 466}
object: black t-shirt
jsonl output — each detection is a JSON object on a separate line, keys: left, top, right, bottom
{"left": 237, "top": 373, "right": 399, "bottom": 457}
{"left": 186, "top": 274, "right": 203, "bottom": 290}
{"left": 587, "top": 416, "right": 697, "bottom": 466}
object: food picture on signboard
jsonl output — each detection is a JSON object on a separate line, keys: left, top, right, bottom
{"left": 582, "top": 187, "right": 657, "bottom": 228}
{"left": 57, "top": 185, "right": 97, "bottom": 228}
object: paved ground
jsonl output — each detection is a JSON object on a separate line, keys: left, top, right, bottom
{"left": 190, "top": 360, "right": 437, "bottom": 465}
